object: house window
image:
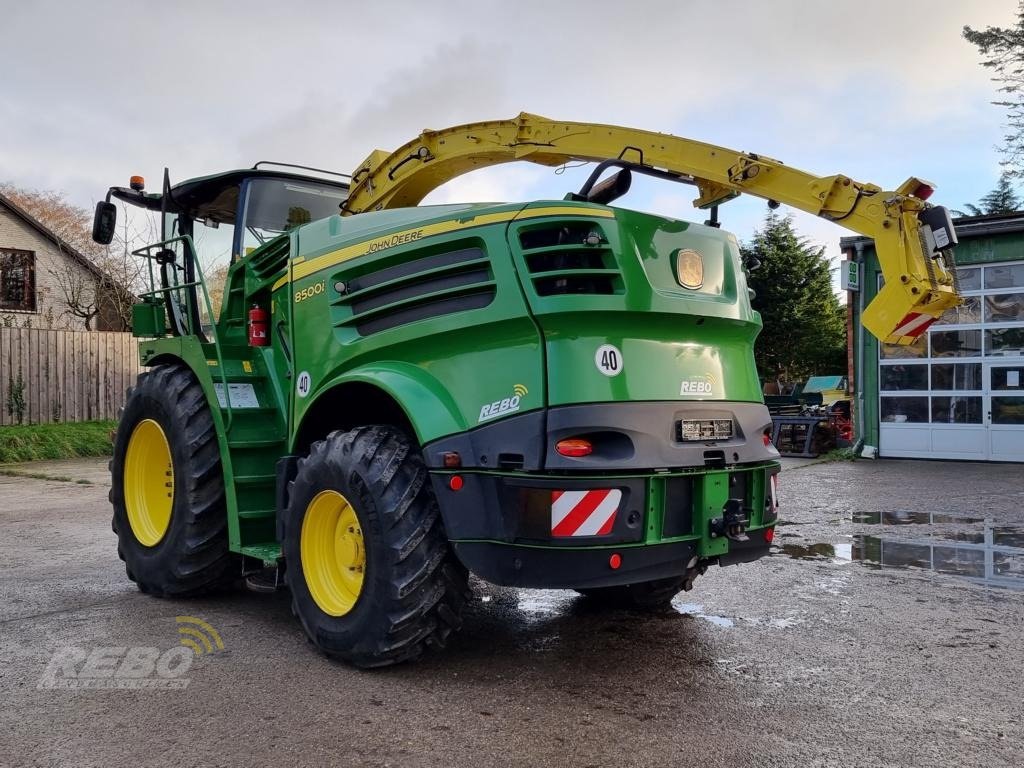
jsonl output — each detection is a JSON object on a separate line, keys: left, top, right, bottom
{"left": 0, "top": 248, "right": 36, "bottom": 311}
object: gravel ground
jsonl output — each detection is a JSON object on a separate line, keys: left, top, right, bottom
{"left": 1, "top": 457, "right": 1022, "bottom": 767}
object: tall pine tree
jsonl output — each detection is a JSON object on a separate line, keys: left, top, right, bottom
{"left": 965, "top": 6, "right": 1024, "bottom": 177}
{"left": 740, "top": 214, "right": 846, "bottom": 384}
{"left": 959, "top": 172, "right": 1021, "bottom": 216}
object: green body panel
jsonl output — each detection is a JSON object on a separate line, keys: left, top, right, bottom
{"left": 132, "top": 196, "right": 776, "bottom": 562}
{"left": 280, "top": 201, "right": 764, "bottom": 446}
{"left": 515, "top": 208, "right": 763, "bottom": 405}
{"left": 283, "top": 203, "right": 543, "bottom": 443}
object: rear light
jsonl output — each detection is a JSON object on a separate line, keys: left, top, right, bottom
{"left": 556, "top": 438, "right": 593, "bottom": 457}
{"left": 913, "top": 183, "right": 935, "bottom": 201}
{"left": 762, "top": 430, "right": 773, "bottom": 447}
{"left": 442, "top": 451, "right": 461, "bottom": 468}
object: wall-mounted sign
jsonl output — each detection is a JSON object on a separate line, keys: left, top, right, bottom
{"left": 840, "top": 259, "right": 861, "bottom": 292}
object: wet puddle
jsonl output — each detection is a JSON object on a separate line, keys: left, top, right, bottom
{"left": 779, "top": 541, "right": 853, "bottom": 562}
{"left": 851, "top": 510, "right": 985, "bottom": 526}
{"left": 671, "top": 601, "right": 735, "bottom": 628}
{"left": 508, "top": 590, "right": 744, "bottom": 630}
{"left": 776, "top": 512, "right": 1024, "bottom": 591}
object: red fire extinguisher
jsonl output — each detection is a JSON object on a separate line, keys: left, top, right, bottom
{"left": 248, "top": 304, "right": 269, "bottom": 347}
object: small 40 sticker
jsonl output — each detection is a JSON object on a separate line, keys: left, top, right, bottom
{"left": 296, "top": 371, "right": 312, "bottom": 398}
{"left": 594, "top": 344, "right": 623, "bottom": 377}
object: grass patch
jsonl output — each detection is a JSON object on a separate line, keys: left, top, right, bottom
{"left": 0, "top": 420, "right": 116, "bottom": 463}
{"left": 818, "top": 447, "right": 858, "bottom": 463}
{"left": 0, "top": 468, "right": 93, "bottom": 484}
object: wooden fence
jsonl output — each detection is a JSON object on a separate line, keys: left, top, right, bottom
{"left": 0, "top": 328, "right": 141, "bottom": 425}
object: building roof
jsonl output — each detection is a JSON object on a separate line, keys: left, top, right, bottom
{"left": 839, "top": 210, "right": 1024, "bottom": 249}
{"left": 0, "top": 190, "right": 105, "bottom": 279}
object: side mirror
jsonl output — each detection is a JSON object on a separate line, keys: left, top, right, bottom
{"left": 92, "top": 201, "right": 117, "bottom": 245}
{"left": 585, "top": 168, "right": 632, "bottom": 206}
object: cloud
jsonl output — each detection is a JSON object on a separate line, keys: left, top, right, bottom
{"left": 0, "top": 0, "right": 1016, "bottom": 255}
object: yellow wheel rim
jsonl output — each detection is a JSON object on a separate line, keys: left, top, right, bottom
{"left": 301, "top": 490, "right": 365, "bottom": 616}
{"left": 123, "top": 418, "right": 174, "bottom": 547}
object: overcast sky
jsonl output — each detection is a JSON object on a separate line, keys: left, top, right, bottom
{"left": 1, "top": 0, "right": 1018, "bottom": 272}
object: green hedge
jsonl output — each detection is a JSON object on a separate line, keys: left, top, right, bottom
{"left": 0, "top": 420, "right": 117, "bottom": 463}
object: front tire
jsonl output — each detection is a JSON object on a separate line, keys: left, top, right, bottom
{"left": 283, "top": 426, "right": 469, "bottom": 668}
{"left": 110, "top": 364, "right": 235, "bottom": 596}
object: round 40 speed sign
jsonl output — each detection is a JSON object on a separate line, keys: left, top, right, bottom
{"left": 594, "top": 344, "right": 623, "bottom": 377}
{"left": 296, "top": 371, "right": 312, "bottom": 398}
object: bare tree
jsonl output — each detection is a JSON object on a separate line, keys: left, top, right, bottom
{"left": 1, "top": 183, "right": 150, "bottom": 330}
{"left": 48, "top": 258, "right": 98, "bottom": 328}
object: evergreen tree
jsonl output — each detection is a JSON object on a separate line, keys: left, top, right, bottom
{"left": 740, "top": 214, "right": 846, "bottom": 384}
{"left": 965, "top": 6, "right": 1024, "bottom": 176}
{"left": 981, "top": 172, "right": 1021, "bottom": 212}
{"left": 960, "top": 172, "right": 1021, "bottom": 216}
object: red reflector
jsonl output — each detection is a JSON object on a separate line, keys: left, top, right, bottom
{"left": 764, "top": 527, "right": 775, "bottom": 543}
{"left": 448, "top": 475, "right": 464, "bottom": 491}
{"left": 892, "top": 312, "right": 935, "bottom": 340}
{"left": 609, "top": 553, "right": 622, "bottom": 569}
{"left": 551, "top": 489, "right": 622, "bottom": 537}
{"left": 914, "top": 183, "right": 935, "bottom": 201}
{"left": 556, "top": 438, "right": 593, "bottom": 457}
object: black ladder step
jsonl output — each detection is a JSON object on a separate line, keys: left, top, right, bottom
{"left": 234, "top": 474, "right": 276, "bottom": 487}
{"left": 228, "top": 438, "right": 286, "bottom": 449}
{"left": 238, "top": 508, "right": 276, "bottom": 520}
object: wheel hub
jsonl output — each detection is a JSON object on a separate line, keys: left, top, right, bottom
{"left": 123, "top": 418, "right": 174, "bottom": 547}
{"left": 301, "top": 490, "right": 365, "bottom": 616}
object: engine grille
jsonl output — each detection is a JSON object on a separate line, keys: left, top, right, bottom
{"left": 517, "top": 221, "right": 622, "bottom": 296}
{"left": 333, "top": 246, "right": 495, "bottom": 335}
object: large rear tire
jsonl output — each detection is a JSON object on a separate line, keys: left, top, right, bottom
{"left": 110, "top": 364, "right": 235, "bottom": 596}
{"left": 283, "top": 426, "right": 469, "bottom": 668}
{"left": 576, "top": 575, "right": 688, "bottom": 611}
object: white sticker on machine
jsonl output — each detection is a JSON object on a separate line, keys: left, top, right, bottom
{"left": 296, "top": 371, "right": 312, "bottom": 398}
{"left": 594, "top": 344, "right": 623, "bottom": 377}
{"left": 213, "top": 383, "right": 260, "bottom": 409}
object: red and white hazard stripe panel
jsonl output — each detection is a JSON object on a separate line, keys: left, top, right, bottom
{"left": 769, "top": 474, "right": 779, "bottom": 512}
{"left": 892, "top": 312, "right": 936, "bottom": 340}
{"left": 551, "top": 489, "right": 622, "bottom": 537}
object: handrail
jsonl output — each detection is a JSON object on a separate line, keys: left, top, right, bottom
{"left": 132, "top": 236, "right": 233, "bottom": 432}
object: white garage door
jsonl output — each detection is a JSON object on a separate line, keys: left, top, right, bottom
{"left": 878, "top": 261, "right": 1024, "bottom": 461}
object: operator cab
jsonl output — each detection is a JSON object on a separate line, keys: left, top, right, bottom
{"left": 94, "top": 163, "right": 349, "bottom": 261}
{"left": 92, "top": 163, "right": 349, "bottom": 333}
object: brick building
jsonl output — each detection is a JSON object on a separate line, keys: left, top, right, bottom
{"left": 0, "top": 191, "right": 125, "bottom": 331}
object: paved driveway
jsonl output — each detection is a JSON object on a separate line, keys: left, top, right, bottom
{"left": 1, "top": 458, "right": 1022, "bottom": 767}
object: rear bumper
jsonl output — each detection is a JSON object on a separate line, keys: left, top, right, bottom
{"left": 453, "top": 538, "right": 771, "bottom": 589}
{"left": 454, "top": 540, "right": 696, "bottom": 589}
{"left": 423, "top": 400, "right": 778, "bottom": 472}
{"left": 430, "top": 462, "right": 779, "bottom": 589}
